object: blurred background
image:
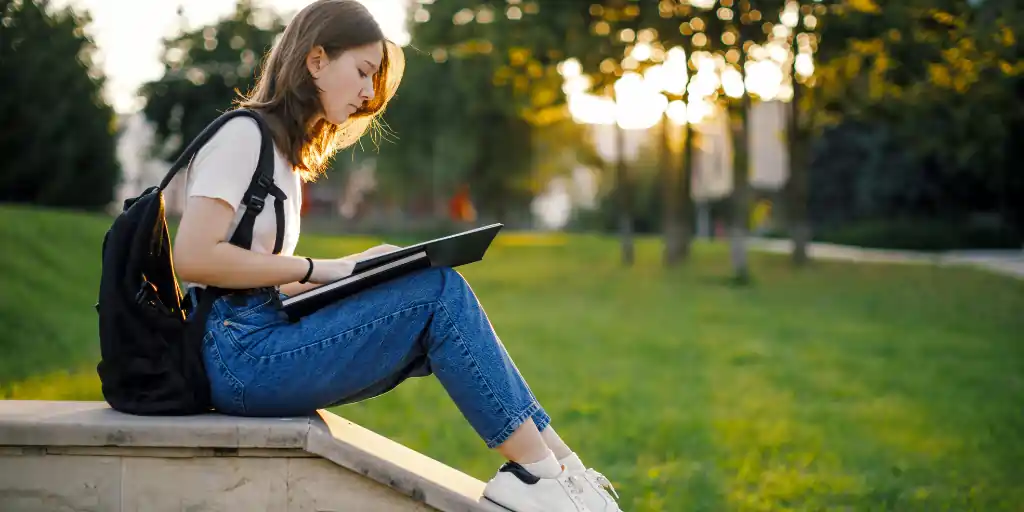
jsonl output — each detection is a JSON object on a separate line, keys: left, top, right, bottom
{"left": 2, "top": 0, "right": 1023, "bottom": 510}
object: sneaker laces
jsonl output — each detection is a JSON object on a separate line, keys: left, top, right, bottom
{"left": 562, "top": 474, "right": 588, "bottom": 509}
{"left": 583, "top": 468, "right": 620, "bottom": 500}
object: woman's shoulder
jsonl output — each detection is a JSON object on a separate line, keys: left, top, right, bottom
{"left": 193, "top": 115, "right": 263, "bottom": 162}
{"left": 189, "top": 116, "right": 266, "bottom": 176}
{"left": 210, "top": 115, "right": 263, "bottom": 147}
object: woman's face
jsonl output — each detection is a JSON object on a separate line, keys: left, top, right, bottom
{"left": 307, "top": 41, "right": 382, "bottom": 124}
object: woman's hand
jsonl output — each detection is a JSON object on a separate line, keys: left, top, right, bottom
{"left": 357, "top": 244, "right": 402, "bottom": 260}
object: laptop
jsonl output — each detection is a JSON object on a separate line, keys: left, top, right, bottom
{"left": 280, "top": 223, "right": 503, "bottom": 320}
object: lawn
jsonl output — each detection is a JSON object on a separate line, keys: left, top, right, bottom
{"left": 2, "top": 203, "right": 1023, "bottom": 511}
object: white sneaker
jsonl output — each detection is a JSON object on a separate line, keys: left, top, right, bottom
{"left": 559, "top": 454, "right": 623, "bottom": 512}
{"left": 566, "top": 468, "right": 622, "bottom": 512}
{"left": 482, "top": 461, "right": 591, "bottom": 512}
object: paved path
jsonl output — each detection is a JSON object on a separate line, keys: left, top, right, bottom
{"left": 747, "top": 238, "right": 1024, "bottom": 280}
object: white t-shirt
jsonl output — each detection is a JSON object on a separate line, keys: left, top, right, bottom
{"left": 183, "top": 117, "right": 302, "bottom": 286}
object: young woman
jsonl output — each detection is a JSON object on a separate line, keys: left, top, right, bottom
{"left": 172, "top": 1, "right": 622, "bottom": 511}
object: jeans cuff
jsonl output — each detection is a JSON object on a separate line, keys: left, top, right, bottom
{"left": 484, "top": 400, "right": 543, "bottom": 449}
{"left": 532, "top": 408, "right": 551, "bottom": 432}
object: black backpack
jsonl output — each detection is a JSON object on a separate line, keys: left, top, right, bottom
{"left": 95, "top": 108, "right": 286, "bottom": 415}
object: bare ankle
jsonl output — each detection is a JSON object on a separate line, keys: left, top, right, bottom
{"left": 495, "top": 418, "right": 549, "bottom": 464}
{"left": 539, "top": 425, "right": 574, "bottom": 460}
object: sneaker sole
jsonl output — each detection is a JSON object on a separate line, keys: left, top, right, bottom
{"left": 483, "top": 486, "right": 549, "bottom": 512}
{"left": 482, "top": 496, "right": 517, "bottom": 512}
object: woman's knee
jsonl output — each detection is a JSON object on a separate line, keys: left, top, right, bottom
{"left": 386, "top": 266, "right": 451, "bottom": 301}
{"left": 438, "top": 266, "right": 464, "bottom": 284}
{"left": 437, "top": 267, "right": 474, "bottom": 300}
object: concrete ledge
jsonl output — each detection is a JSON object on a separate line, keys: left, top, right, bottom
{"left": 0, "top": 400, "right": 504, "bottom": 512}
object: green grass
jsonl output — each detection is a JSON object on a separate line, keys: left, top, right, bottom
{"left": 3, "top": 203, "right": 1024, "bottom": 511}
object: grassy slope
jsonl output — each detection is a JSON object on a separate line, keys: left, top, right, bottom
{"left": 0, "top": 205, "right": 111, "bottom": 385}
{"left": 2, "top": 203, "right": 1023, "bottom": 511}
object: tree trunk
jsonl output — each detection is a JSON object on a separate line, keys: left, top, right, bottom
{"left": 787, "top": 83, "right": 811, "bottom": 266}
{"left": 431, "top": 130, "right": 444, "bottom": 219}
{"left": 662, "top": 115, "right": 684, "bottom": 266}
{"left": 681, "top": 120, "right": 695, "bottom": 257}
{"left": 665, "top": 116, "right": 696, "bottom": 265}
{"left": 616, "top": 123, "right": 634, "bottom": 266}
{"left": 729, "top": 97, "right": 751, "bottom": 285}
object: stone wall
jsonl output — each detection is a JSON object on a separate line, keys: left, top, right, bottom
{"left": 0, "top": 401, "right": 503, "bottom": 512}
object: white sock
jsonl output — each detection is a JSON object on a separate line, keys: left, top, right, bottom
{"left": 520, "top": 450, "right": 562, "bottom": 479}
{"left": 540, "top": 425, "right": 574, "bottom": 460}
{"left": 558, "top": 452, "right": 586, "bottom": 472}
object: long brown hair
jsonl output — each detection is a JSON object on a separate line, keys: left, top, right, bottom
{"left": 238, "top": 0, "right": 403, "bottom": 181}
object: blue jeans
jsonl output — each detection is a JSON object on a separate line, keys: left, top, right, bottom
{"left": 192, "top": 267, "right": 551, "bottom": 448}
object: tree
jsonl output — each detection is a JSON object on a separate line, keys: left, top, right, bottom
{"left": 563, "top": 0, "right": 703, "bottom": 267}
{"left": 365, "top": 37, "right": 538, "bottom": 222}
{"left": 0, "top": 0, "right": 120, "bottom": 210}
{"left": 554, "top": 0, "right": 678, "bottom": 266}
{"left": 139, "top": 0, "right": 284, "bottom": 165}
{"left": 805, "top": 0, "right": 1024, "bottom": 244}
{"left": 384, "top": 1, "right": 601, "bottom": 224}
{"left": 583, "top": 1, "right": 806, "bottom": 280}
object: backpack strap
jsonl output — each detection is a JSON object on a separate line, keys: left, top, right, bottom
{"left": 161, "top": 109, "right": 287, "bottom": 409}
{"left": 227, "top": 114, "right": 287, "bottom": 254}
{"left": 158, "top": 108, "right": 286, "bottom": 255}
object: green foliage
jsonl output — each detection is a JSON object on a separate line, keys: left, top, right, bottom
{"left": 0, "top": 204, "right": 109, "bottom": 383}
{"left": 369, "top": 0, "right": 602, "bottom": 221}
{"left": 139, "top": 0, "right": 284, "bottom": 162}
{"left": 815, "top": 217, "right": 1022, "bottom": 251}
{"left": 0, "top": 0, "right": 120, "bottom": 210}
{"left": 357, "top": 46, "right": 538, "bottom": 216}
{"left": 410, "top": 1, "right": 595, "bottom": 117}
{"left": 5, "top": 205, "right": 1024, "bottom": 510}
{"left": 568, "top": 0, "right": 792, "bottom": 93}
{"left": 807, "top": 0, "right": 1024, "bottom": 232}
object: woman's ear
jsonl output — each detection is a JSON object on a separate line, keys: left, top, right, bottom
{"left": 306, "top": 45, "right": 326, "bottom": 78}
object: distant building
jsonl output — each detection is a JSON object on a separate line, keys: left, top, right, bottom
{"left": 113, "top": 112, "right": 185, "bottom": 215}
{"left": 692, "top": 100, "right": 789, "bottom": 201}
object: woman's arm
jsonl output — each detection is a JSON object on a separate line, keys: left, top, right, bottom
{"left": 173, "top": 195, "right": 402, "bottom": 291}
{"left": 279, "top": 280, "right": 322, "bottom": 297}
{"left": 173, "top": 196, "right": 315, "bottom": 288}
